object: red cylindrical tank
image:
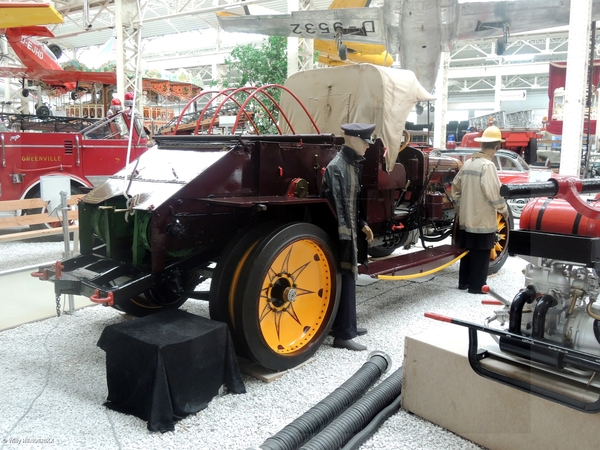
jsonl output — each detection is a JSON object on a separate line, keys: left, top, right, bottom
{"left": 520, "top": 198, "right": 600, "bottom": 236}
{"left": 426, "top": 192, "right": 443, "bottom": 220}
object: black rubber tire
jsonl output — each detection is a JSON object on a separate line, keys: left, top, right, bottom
{"left": 22, "top": 88, "right": 29, "bottom": 98}
{"left": 209, "top": 221, "right": 283, "bottom": 330}
{"left": 233, "top": 222, "right": 341, "bottom": 371}
{"left": 338, "top": 43, "right": 348, "bottom": 60}
{"left": 368, "top": 245, "right": 397, "bottom": 258}
{"left": 113, "top": 292, "right": 176, "bottom": 317}
{"left": 36, "top": 105, "right": 50, "bottom": 119}
{"left": 113, "top": 265, "right": 208, "bottom": 317}
{"left": 525, "top": 137, "right": 538, "bottom": 165}
{"left": 48, "top": 44, "right": 63, "bottom": 59}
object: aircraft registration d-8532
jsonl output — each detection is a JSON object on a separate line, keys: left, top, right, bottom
{"left": 290, "top": 19, "right": 377, "bottom": 39}
{"left": 217, "top": 0, "right": 600, "bottom": 93}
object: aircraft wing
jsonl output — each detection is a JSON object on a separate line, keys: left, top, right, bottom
{"left": 0, "top": 2, "right": 63, "bottom": 29}
{"left": 455, "top": 0, "right": 600, "bottom": 41}
{"left": 0, "top": 67, "right": 117, "bottom": 85}
{"left": 0, "top": 67, "right": 30, "bottom": 79}
{"left": 217, "top": 8, "right": 384, "bottom": 44}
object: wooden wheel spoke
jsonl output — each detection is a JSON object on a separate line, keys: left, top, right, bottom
{"left": 267, "top": 267, "right": 278, "bottom": 282}
{"left": 258, "top": 302, "right": 272, "bottom": 323}
{"left": 273, "top": 311, "right": 283, "bottom": 340}
{"left": 284, "top": 303, "right": 302, "bottom": 326}
{"left": 280, "top": 246, "right": 293, "bottom": 274}
{"left": 293, "top": 286, "right": 315, "bottom": 297}
{"left": 289, "top": 260, "right": 311, "bottom": 281}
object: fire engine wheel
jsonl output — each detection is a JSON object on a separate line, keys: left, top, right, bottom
{"left": 209, "top": 221, "right": 284, "bottom": 330}
{"left": 368, "top": 245, "right": 396, "bottom": 258}
{"left": 488, "top": 212, "right": 512, "bottom": 275}
{"left": 115, "top": 269, "right": 205, "bottom": 317}
{"left": 114, "top": 293, "right": 168, "bottom": 316}
{"left": 232, "top": 222, "right": 341, "bottom": 371}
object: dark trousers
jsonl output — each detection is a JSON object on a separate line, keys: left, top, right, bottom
{"left": 458, "top": 248, "right": 491, "bottom": 291}
{"left": 330, "top": 273, "right": 357, "bottom": 340}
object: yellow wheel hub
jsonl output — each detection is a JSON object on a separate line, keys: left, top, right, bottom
{"left": 258, "top": 238, "right": 333, "bottom": 354}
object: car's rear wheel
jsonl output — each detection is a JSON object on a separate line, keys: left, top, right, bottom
{"left": 230, "top": 222, "right": 341, "bottom": 371}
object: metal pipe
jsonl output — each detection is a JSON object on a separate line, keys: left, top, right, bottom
{"left": 259, "top": 351, "right": 391, "bottom": 450}
{"left": 482, "top": 285, "right": 511, "bottom": 306}
{"left": 531, "top": 294, "right": 558, "bottom": 339}
{"left": 154, "top": 133, "right": 337, "bottom": 145}
{"left": 500, "top": 178, "right": 600, "bottom": 199}
{"left": 508, "top": 285, "right": 537, "bottom": 334}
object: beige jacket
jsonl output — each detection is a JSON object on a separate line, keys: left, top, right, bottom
{"left": 452, "top": 152, "right": 509, "bottom": 234}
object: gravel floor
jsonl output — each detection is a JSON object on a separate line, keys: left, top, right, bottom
{"left": 0, "top": 234, "right": 529, "bottom": 450}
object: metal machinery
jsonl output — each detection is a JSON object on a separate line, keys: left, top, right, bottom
{"left": 33, "top": 66, "right": 512, "bottom": 371}
{"left": 429, "top": 177, "right": 600, "bottom": 412}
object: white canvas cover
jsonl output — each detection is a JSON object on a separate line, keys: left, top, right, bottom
{"left": 279, "top": 64, "right": 435, "bottom": 172}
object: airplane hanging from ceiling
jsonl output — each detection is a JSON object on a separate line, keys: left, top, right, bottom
{"left": 0, "top": 26, "right": 117, "bottom": 99}
{"left": 0, "top": 26, "right": 203, "bottom": 103}
{"left": 217, "top": 0, "right": 600, "bottom": 93}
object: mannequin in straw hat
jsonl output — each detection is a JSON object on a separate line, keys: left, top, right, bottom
{"left": 452, "top": 126, "right": 509, "bottom": 294}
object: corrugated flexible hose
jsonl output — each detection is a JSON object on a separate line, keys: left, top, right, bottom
{"left": 258, "top": 351, "right": 392, "bottom": 450}
{"left": 302, "top": 366, "right": 403, "bottom": 450}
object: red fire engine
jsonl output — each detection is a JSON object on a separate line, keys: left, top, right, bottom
{"left": 459, "top": 110, "right": 542, "bottom": 164}
{"left": 0, "top": 99, "right": 149, "bottom": 212}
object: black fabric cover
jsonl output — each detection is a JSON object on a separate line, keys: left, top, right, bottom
{"left": 97, "top": 309, "right": 245, "bottom": 432}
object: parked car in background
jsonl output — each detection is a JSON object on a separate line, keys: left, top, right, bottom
{"left": 437, "top": 148, "right": 556, "bottom": 218}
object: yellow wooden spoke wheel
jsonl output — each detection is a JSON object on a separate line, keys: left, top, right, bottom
{"left": 488, "top": 211, "right": 512, "bottom": 274}
{"left": 232, "top": 222, "right": 340, "bottom": 371}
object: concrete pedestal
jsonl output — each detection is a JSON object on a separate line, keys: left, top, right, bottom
{"left": 402, "top": 325, "right": 600, "bottom": 450}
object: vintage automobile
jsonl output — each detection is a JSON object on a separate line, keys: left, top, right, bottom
{"left": 34, "top": 65, "right": 512, "bottom": 371}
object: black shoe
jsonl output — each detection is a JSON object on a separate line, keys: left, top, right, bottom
{"left": 332, "top": 338, "right": 367, "bottom": 351}
{"left": 468, "top": 288, "right": 485, "bottom": 294}
{"left": 329, "top": 327, "right": 368, "bottom": 337}
{"left": 458, "top": 284, "right": 469, "bottom": 290}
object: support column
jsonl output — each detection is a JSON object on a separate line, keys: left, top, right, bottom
{"left": 287, "top": 0, "right": 313, "bottom": 78}
{"left": 560, "top": 0, "right": 593, "bottom": 176}
{"left": 494, "top": 72, "right": 502, "bottom": 113}
{"left": 434, "top": 51, "right": 450, "bottom": 149}
{"left": 115, "top": 0, "right": 144, "bottom": 112}
{"left": 2, "top": 38, "right": 10, "bottom": 111}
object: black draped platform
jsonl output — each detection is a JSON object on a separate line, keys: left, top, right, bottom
{"left": 97, "top": 309, "right": 246, "bottom": 432}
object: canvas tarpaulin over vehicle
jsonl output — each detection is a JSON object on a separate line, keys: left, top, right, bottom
{"left": 279, "top": 64, "right": 434, "bottom": 172}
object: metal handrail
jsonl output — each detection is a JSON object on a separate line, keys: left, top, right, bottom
{"left": 1, "top": 133, "right": 5, "bottom": 167}
{"left": 75, "top": 134, "right": 80, "bottom": 166}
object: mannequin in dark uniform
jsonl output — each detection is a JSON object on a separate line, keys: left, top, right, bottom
{"left": 321, "top": 123, "right": 375, "bottom": 351}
